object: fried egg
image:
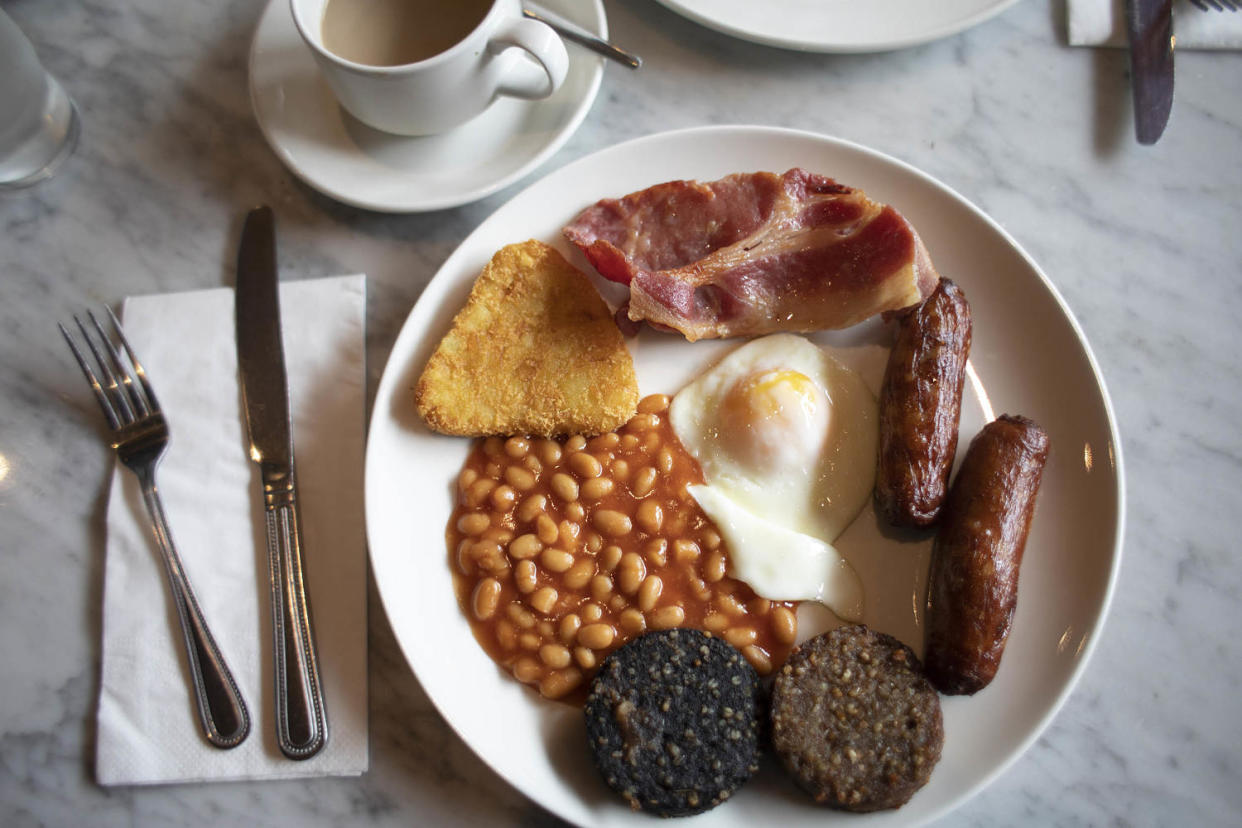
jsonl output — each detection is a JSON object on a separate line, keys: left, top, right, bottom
{"left": 669, "top": 334, "right": 876, "bottom": 619}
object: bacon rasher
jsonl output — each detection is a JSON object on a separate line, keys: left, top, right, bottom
{"left": 563, "top": 169, "right": 940, "bottom": 341}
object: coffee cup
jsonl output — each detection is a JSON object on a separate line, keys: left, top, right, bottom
{"left": 289, "top": 0, "right": 569, "bottom": 136}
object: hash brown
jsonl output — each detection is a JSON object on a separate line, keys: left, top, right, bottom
{"left": 415, "top": 240, "right": 638, "bottom": 437}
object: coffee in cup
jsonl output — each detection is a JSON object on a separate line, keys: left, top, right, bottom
{"left": 290, "top": 0, "right": 569, "bottom": 136}
{"left": 320, "top": 0, "right": 491, "bottom": 66}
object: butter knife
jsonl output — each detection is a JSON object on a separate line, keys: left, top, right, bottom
{"left": 1127, "top": 0, "right": 1175, "bottom": 144}
{"left": 235, "top": 206, "right": 328, "bottom": 760}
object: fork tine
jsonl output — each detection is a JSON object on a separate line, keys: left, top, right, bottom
{"left": 88, "top": 309, "right": 151, "bottom": 419}
{"left": 75, "top": 313, "right": 136, "bottom": 425}
{"left": 60, "top": 321, "right": 122, "bottom": 430}
{"left": 106, "top": 306, "right": 160, "bottom": 414}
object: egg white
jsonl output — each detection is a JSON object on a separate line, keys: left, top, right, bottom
{"left": 670, "top": 333, "right": 878, "bottom": 546}
{"left": 689, "top": 484, "right": 864, "bottom": 621}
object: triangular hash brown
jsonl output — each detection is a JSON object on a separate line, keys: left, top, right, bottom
{"left": 415, "top": 240, "right": 638, "bottom": 437}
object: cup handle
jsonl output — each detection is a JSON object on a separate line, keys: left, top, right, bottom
{"left": 489, "top": 18, "right": 569, "bottom": 100}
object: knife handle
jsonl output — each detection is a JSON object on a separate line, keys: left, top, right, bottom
{"left": 265, "top": 500, "right": 328, "bottom": 760}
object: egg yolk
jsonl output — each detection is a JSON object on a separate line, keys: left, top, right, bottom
{"left": 716, "top": 369, "right": 830, "bottom": 476}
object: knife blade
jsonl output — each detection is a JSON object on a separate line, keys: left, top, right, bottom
{"left": 1126, "top": 0, "right": 1175, "bottom": 145}
{"left": 236, "top": 205, "right": 328, "bottom": 760}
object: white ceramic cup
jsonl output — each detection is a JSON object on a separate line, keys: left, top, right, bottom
{"left": 290, "top": 0, "right": 569, "bottom": 136}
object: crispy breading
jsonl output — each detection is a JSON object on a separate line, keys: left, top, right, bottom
{"left": 415, "top": 240, "right": 638, "bottom": 437}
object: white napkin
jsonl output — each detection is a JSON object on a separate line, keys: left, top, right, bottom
{"left": 95, "top": 275, "right": 369, "bottom": 785}
{"left": 1069, "top": 0, "right": 1242, "bottom": 49}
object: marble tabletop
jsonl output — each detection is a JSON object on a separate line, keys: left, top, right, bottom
{"left": 3, "top": 0, "right": 1240, "bottom": 824}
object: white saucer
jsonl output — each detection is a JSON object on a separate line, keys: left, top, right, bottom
{"left": 248, "top": 0, "right": 606, "bottom": 212}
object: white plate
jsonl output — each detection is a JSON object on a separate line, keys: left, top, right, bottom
{"left": 653, "top": 0, "right": 1021, "bottom": 52}
{"left": 247, "top": 0, "right": 605, "bottom": 212}
{"left": 366, "top": 125, "right": 1125, "bottom": 827}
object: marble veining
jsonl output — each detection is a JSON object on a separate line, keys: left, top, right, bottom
{"left": 2, "top": 0, "right": 1240, "bottom": 825}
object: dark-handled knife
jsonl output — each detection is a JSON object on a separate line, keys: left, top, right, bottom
{"left": 235, "top": 206, "right": 328, "bottom": 760}
{"left": 1126, "top": 0, "right": 1175, "bottom": 145}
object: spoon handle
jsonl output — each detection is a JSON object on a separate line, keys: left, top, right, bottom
{"left": 523, "top": 7, "right": 642, "bottom": 70}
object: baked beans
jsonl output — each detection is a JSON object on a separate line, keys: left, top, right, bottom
{"left": 449, "top": 394, "right": 798, "bottom": 703}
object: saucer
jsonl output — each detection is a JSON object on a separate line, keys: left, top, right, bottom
{"left": 248, "top": 0, "right": 606, "bottom": 212}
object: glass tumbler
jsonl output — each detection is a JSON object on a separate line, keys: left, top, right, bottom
{"left": 0, "top": 9, "right": 80, "bottom": 190}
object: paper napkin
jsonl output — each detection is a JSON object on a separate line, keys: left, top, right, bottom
{"left": 95, "top": 275, "right": 368, "bottom": 785}
{"left": 1069, "top": 0, "right": 1242, "bottom": 49}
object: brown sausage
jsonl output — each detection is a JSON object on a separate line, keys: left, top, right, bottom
{"left": 874, "top": 278, "right": 972, "bottom": 528}
{"left": 923, "top": 415, "right": 1049, "bottom": 695}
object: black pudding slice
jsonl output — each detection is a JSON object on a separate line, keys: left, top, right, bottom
{"left": 770, "top": 625, "right": 944, "bottom": 812}
{"left": 584, "top": 629, "right": 763, "bottom": 817}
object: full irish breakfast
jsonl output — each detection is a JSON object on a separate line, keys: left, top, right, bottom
{"left": 414, "top": 168, "right": 1049, "bottom": 816}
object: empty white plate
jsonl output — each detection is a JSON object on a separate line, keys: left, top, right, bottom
{"left": 653, "top": 0, "right": 1021, "bottom": 52}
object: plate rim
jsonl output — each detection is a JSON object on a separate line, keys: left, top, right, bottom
{"left": 364, "top": 124, "right": 1127, "bottom": 826}
{"left": 246, "top": 0, "right": 606, "bottom": 213}
{"left": 652, "top": 0, "right": 1023, "bottom": 53}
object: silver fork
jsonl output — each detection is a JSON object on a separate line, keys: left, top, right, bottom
{"left": 1188, "top": 0, "right": 1239, "bottom": 12}
{"left": 60, "top": 309, "right": 250, "bottom": 749}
